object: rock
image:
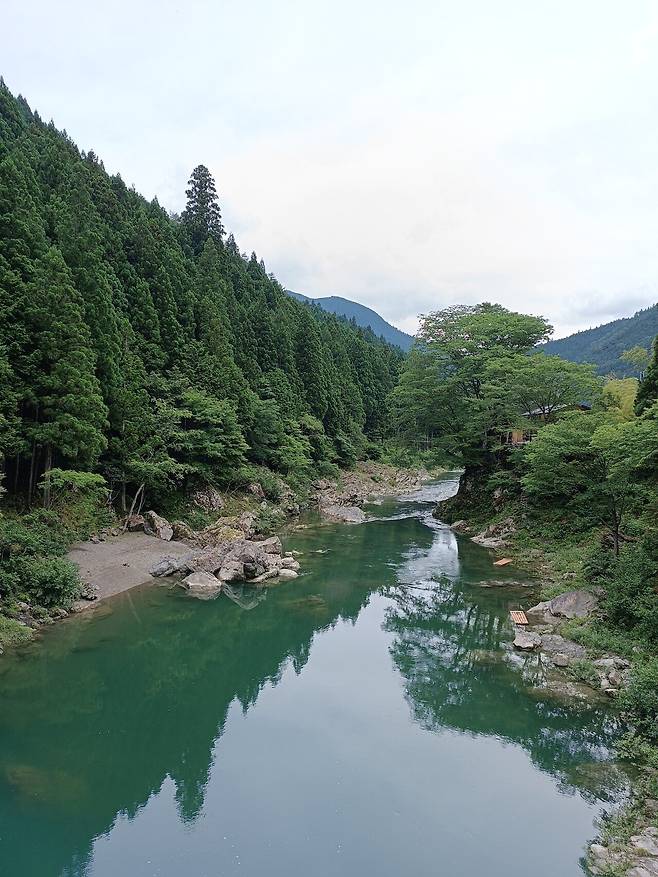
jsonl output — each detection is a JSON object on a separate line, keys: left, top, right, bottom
{"left": 126, "top": 514, "right": 146, "bottom": 532}
{"left": 171, "top": 520, "right": 196, "bottom": 542}
{"left": 217, "top": 560, "right": 245, "bottom": 583}
{"left": 539, "top": 634, "right": 587, "bottom": 659}
{"left": 608, "top": 668, "right": 625, "bottom": 688}
{"left": 472, "top": 518, "right": 516, "bottom": 550}
{"left": 451, "top": 520, "right": 471, "bottom": 534}
{"left": 281, "top": 557, "right": 300, "bottom": 571}
{"left": 79, "top": 583, "right": 99, "bottom": 602}
{"left": 604, "top": 687, "right": 620, "bottom": 698}
{"left": 237, "top": 512, "right": 257, "bottom": 538}
{"left": 320, "top": 503, "right": 366, "bottom": 524}
{"left": 260, "top": 535, "right": 282, "bottom": 554}
{"left": 588, "top": 843, "right": 625, "bottom": 875}
{"left": 278, "top": 569, "right": 298, "bottom": 580}
{"left": 150, "top": 554, "right": 195, "bottom": 577}
{"left": 191, "top": 486, "right": 224, "bottom": 514}
{"left": 179, "top": 571, "right": 222, "bottom": 600}
{"left": 248, "top": 482, "right": 266, "bottom": 500}
{"left": 90, "top": 534, "right": 100, "bottom": 544}
{"left": 593, "top": 657, "right": 618, "bottom": 671}
{"left": 553, "top": 653, "right": 570, "bottom": 667}
{"left": 631, "top": 834, "right": 658, "bottom": 857}
{"left": 513, "top": 630, "right": 541, "bottom": 651}
{"left": 144, "top": 511, "right": 173, "bottom": 541}
{"left": 627, "top": 866, "right": 658, "bottom": 877}
{"left": 548, "top": 589, "right": 599, "bottom": 620}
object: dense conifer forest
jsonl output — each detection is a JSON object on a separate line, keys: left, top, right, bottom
{"left": 0, "top": 81, "right": 402, "bottom": 513}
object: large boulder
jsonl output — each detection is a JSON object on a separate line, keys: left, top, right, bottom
{"left": 320, "top": 503, "right": 366, "bottom": 524}
{"left": 150, "top": 552, "right": 197, "bottom": 577}
{"left": 549, "top": 589, "right": 599, "bottom": 620}
{"left": 144, "top": 511, "right": 174, "bottom": 541}
{"left": 179, "top": 571, "right": 222, "bottom": 600}
{"left": 126, "top": 514, "right": 146, "bottom": 532}
{"left": 191, "top": 486, "right": 224, "bottom": 514}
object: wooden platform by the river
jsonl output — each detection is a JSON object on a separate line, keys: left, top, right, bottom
{"left": 510, "top": 610, "right": 528, "bottom": 625}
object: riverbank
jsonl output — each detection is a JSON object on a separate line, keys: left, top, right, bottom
{"left": 0, "top": 461, "right": 432, "bottom": 650}
{"left": 435, "top": 486, "right": 658, "bottom": 877}
{"left": 0, "top": 472, "right": 622, "bottom": 877}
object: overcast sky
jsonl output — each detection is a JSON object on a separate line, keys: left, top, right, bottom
{"left": 3, "top": 1, "right": 658, "bottom": 337}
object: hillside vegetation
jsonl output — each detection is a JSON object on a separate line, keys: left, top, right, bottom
{"left": 0, "top": 81, "right": 402, "bottom": 612}
{"left": 542, "top": 303, "right": 658, "bottom": 376}
{"left": 287, "top": 290, "right": 413, "bottom": 351}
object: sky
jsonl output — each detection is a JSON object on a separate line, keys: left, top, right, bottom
{"left": 3, "top": 0, "right": 658, "bottom": 338}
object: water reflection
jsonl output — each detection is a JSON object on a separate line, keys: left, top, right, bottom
{"left": 0, "top": 477, "right": 623, "bottom": 876}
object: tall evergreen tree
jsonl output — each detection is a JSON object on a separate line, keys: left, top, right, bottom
{"left": 181, "top": 164, "right": 225, "bottom": 255}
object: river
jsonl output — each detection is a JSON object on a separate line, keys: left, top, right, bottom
{"left": 0, "top": 475, "right": 622, "bottom": 876}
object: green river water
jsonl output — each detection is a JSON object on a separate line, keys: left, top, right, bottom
{"left": 0, "top": 475, "right": 623, "bottom": 876}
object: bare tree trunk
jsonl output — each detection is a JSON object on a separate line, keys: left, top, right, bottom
{"left": 13, "top": 453, "right": 20, "bottom": 493}
{"left": 121, "top": 480, "right": 127, "bottom": 514}
{"left": 28, "top": 440, "right": 37, "bottom": 506}
{"left": 122, "top": 482, "right": 145, "bottom": 532}
{"left": 43, "top": 445, "right": 52, "bottom": 509}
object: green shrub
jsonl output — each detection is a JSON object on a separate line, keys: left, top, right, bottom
{"left": 0, "top": 615, "right": 33, "bottom": 649}
{"left": 4, "top": 556, "right": 81, "bottom": 608}
{"left": 602, "top": 545, "right": 658, "bottom": 644}
{"left": 254, "top": 506, "right": 285, "bottom": 537}
{"left": 568, "top": 658, "right": 600, "bottom": 688}
{"left": 618, "top": 658, "right": 658, "bottom": 743}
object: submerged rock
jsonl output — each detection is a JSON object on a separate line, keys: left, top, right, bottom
{"left": 179, "top": 571, "right": 222, "bottom": 600}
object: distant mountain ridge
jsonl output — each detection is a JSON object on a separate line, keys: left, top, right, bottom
{"left": 542, "top": 304, "right": 658, "bottom": 376}
{"left": 286, "top": 290, "right": 413, "bottom": 351}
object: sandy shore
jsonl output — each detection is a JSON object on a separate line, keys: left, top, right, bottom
{"left": 68, "top": 532, "right": 190, "bottom": 601}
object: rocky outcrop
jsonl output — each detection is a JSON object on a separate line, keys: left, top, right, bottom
{"left": 143, "top": 511, "right": 174, "bottom": 541}
{"left": 450, "top": 520, "right": 471, "bottom": 534}
{"left": 548, "top": 588, "right": 599, "bottom": 619}
{"left": 150, "top": 534, "right": 301, "bottom": 597}
{"left": 319, "top": 502, "right": 366, "bottom": 524}
{"left": 312, "top": 461, "right": 428, "bottom": 524}
{"left": 471, "top": 517, "right": 516, "bottom": 550}
{"left": 191, "top": 486, "right": 224, "bottom": 514}
{"left": 589, "top": 827, "right": 658, "bottom": 876}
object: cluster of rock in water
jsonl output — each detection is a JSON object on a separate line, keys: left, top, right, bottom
{"left": 509, "top": 588, "right": 632, "bottom": 697}
{"left": 123, "top": 509, "right": 301, "bottom": 600}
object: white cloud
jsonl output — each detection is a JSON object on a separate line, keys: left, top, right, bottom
{"left": 3, "top": 0, "right": 658, "bottom": 339}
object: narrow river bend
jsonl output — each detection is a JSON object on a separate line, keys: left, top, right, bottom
{"left": 0, "top": 475, "right": 621, "bottom": 876}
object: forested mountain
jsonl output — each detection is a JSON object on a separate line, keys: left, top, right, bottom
{"left": 0, "top": 81, "right": 403, "bottom": 509}
{"left": 542, "top": 304, "right": 658, "bottom": 376}
{"left": 287, "top": 290, "right": 413, "bottom": 351}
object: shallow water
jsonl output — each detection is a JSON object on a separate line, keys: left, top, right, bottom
{"left": 0, "top": 475, "right": 621, "bottom": 876}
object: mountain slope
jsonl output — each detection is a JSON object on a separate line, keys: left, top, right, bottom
{"left": 287, "top": 290, "right": 413, "bottom": 351}
{"left": 542, "top": 304, "right": 658, "bottom": 376}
